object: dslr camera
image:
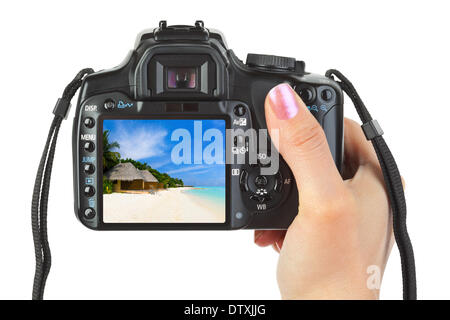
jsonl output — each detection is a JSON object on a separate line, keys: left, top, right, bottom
{"left": 73, "top": 21, "right": 343, "bottom": 230}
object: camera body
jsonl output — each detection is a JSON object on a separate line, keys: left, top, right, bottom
{"left": 72, "top": 21, "right": 343, "bottom": 230}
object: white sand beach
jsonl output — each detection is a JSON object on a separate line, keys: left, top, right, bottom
{"left": 103, "top": 187, "right": 225, "bottom": 223}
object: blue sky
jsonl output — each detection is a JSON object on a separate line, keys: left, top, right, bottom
{"left": 103, "top": 119, "right": 226, "bottom": 187}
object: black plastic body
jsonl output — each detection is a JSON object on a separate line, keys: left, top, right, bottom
{"left": 72, "top": 22, "right": 344, "bottom": 230}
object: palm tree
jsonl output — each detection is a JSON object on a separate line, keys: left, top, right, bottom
{"left": 103, "top": 130, "right": 121, "bottom": 171}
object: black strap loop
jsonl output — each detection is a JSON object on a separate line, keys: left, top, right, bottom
{"left": 326, "top": 69, "right": 417, "bottom": 300}
{"left": 53, "top": 98, "right": 71, "bottom": 119}
{"left": 31, "top": 68, "right": 94, "bottom": 300}
{"left": 362, "top": 119, "right": 384, "bottom": 140}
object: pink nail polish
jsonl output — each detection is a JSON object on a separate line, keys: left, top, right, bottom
{"left": 268, "top": 83, "right": 300, "bottom": 120}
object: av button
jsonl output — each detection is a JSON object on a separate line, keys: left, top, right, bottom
{"left": 84, "top": 186, "right": 96, "bottom": 197}
{"left": 83, "top": 208, "right": 96, "bottom": 219}
{"left": 83, "top": 141, "right": 95, "bottom": 152}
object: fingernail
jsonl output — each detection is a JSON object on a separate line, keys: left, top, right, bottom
{"left": 268, "top": 83, "right": 300, "bottom": 120}
{"left": 254, "top": 231, "right": 264, "bottom": 242}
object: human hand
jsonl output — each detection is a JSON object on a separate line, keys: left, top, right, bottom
{"left": 254, "top": 83, "right": 395, "bottom": 299}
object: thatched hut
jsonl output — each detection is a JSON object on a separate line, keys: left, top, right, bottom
{"left": 139, "top": 169, "right": 164, "bottom": 190}
{"left": 104, "top": 162, "right": 162, "bottom": 192}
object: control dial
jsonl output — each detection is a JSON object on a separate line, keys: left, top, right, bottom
{"left": 240, "top": 169, "right": 284, "bottom": 205}
{"left": 246, "top": 54, "right": 296, "bottom": 71}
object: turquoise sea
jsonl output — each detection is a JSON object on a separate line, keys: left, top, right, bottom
{"left": 183, "top": 187, "right": 226, "bottom": 210}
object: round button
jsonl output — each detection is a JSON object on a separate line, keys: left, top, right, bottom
{"left": 259, "top": 159, "right": 272, "bottom": 168}
{"left": 233, "top": 105, "right": 246, "bottom": 117}
{"left": 84, "top": 208, "right": 96, "bottom": 219}
{"left": 104, "top": 99, "right": 115, "bottom": 111}
{"left": 235, "top": 212, "right": 244, "bottom": 220}
{"left": 254, "top": 175, "right": 268, "bottom": 188}
{"left": 83, "top": 141, "right": 95, "bottom": 152}
{"left": 84, "top": 163, "right": 95, "bottom": 175}
{"left": 321, "top": 89, "right": 333, "bottom": 102}
{"left": 84, "top": 186, "right": 96, "bottom": 197}
{"left": 84, "top": 117, "right": 95, "bottom": 128}
{"left": 298, "top": 87, "right": 315, "bottom": 104}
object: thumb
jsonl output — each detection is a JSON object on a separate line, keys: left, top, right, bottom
{"left": 265, "top": 83, "right": 344, "bottom": 203}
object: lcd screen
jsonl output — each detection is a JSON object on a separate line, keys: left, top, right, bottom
{"left": 102, "top": 119, "right": 226, "bottom": 223}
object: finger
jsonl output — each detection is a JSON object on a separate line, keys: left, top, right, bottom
{"left": 254, "top": 230, "right": 286, "bottom": 247}
{"left": 342, "top": 118, "right": 378, "bottom": 179}
{"left": 343, "top": 118, "right": 385, "bottom": 190}
{"left": 265, "top": 83, "right": 345, "bottom": 203}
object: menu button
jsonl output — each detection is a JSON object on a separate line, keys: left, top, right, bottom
{"left": 83, "top": 141, "right": 95, "bottom": 153}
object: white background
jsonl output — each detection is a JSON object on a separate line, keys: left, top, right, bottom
{"left": 0, "top": 0, "right": 449, "bottom": 300}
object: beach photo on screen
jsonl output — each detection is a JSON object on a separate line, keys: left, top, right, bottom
{"left": 102, "top": 119, "right": 226, "bottom": 223}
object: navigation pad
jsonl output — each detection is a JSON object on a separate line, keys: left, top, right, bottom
{"left": 239, "top": 164, "right": 290, "bottom": 213}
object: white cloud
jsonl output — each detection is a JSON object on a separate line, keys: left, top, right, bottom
{"left": 148, "top": 159, "right": 172, "bottom": 169}
{"left": 166, "top": 165, "right": 209, "bottom": 175}
{"left": 110, "top": 124, "right": 168, "bottom": 160}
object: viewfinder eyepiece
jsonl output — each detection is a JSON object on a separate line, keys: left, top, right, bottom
{"left": 167, "top": 67, "right": 196, "bottom": 89}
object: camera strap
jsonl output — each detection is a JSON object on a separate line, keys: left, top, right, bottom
{"left": 326, "top": 69, "right": 417, "bottom": 300}
{"left": 31, "top": 68, "right": 94, "bottom": 300}
{"left": 30, "top": 68, "right": 416, "bottom": 300}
